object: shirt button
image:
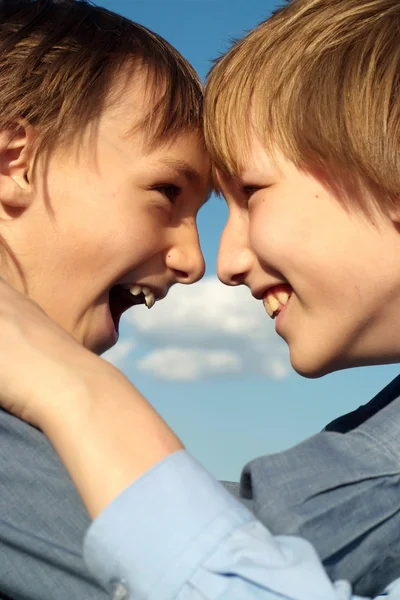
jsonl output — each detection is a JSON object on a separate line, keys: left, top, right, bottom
{"left": 110, "top": 579, "right": 130, "bottom": 600}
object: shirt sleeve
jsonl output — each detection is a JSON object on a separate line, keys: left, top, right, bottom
{"left": 82, "top": 449, "right": 389, "bottom": 600}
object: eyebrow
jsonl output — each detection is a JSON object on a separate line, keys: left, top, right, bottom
{"left": 158, "top": 158, "right": 213, "bottom": 204}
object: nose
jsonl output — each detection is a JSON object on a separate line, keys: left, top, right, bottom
{"left": 166, "top": 220, "right": 205, "bottom": 285}
{"left": 217, "top": 213, "right": 253, "bottom": 286}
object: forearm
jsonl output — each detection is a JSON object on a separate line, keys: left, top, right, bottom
{"left": 38, "top": 359, "right": 183, "bottom": 518}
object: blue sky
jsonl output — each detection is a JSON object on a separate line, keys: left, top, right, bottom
{"left": 95, "top": 0, "right": 399, "bottom": 481}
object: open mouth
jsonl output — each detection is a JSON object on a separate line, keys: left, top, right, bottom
{"left": 263, "top": 284, "right": 293, "bottom": 319}
{"left": 109, "top": 284, "right": 149, "bottom": 332}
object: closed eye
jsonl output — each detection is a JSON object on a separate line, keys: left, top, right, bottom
{"left": 153, "top": 184, "right": 181, "bottom": 203}
{"left": 242, "top": 185, "right": 262, "bottom": 200}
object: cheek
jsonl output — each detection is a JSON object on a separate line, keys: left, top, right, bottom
{"left": 249, "top": 202, "right": 354, "bottom": 306}
{"left": 249, "top": 206, "right": 305, "bottom": 267}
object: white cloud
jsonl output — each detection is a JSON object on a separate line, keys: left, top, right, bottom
{"left": 128, "top": 277, "right": 270, "bottom": 343}
{"left": 119, "top": 277, "right": 291, "bottom": 382}
{"left": 138, "top": 347, "right": 242, "bottom": 382}
{"left": 262, "top": 358, "right": 290, "bottom": 380}
{"left": 103, "top": 340, "right": 136, "bottom": 369}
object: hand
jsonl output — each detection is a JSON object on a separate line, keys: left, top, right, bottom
{"left": 0, "top": 279, "right": 182, "bottom": 517}
{"left": 0, "top": 278, "right": 102, "bottom": 426}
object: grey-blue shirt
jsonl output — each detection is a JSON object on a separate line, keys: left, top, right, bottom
{"left": 2, "top": 375, "right": 400, "bottom": 598}
{"left": 0, "top": 409, "right": 107, "bottom": 599}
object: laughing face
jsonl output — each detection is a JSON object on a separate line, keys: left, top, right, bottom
{"left": 0, "top": 84, "right": 210, "bottom": 355}
{"left": 217, "top": 135, "right": 400, "bottom": 377}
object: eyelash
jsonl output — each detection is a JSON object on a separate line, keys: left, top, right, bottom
{"left": 242, "top": 186, "right": 261, "bottom": 201}
{"left": 154, "top": 184, "right": 181, "bottom": 203}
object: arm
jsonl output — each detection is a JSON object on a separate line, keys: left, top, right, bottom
{"left": 82, "top": 449, "right": 395, "bottom": 600}
{"left": 0, "top": 280, "right": 182, "bottom": 518}
{"left": 24, "top": 362, "right": 400, "bottom": 600}
{"left": 0, "top": 280, "right": 394, "bottom": 600}
{"left": 30, "top": 358, "right": 381, "bottom": 600}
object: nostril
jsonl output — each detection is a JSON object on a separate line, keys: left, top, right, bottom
{"left": 166, "top": 247, "right": 205, "bottom": 284}
{"left": 174, "top": 269, "right": 188, "bottom": 280}
{"left": 231, "top": 272, "right": 246, "bottom": 285}
{"left": 217, "top": 266, "right": 246, "bottom": 286}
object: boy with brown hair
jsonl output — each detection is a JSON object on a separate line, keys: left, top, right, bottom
{"left": 0, "top": 0, "right": 209, "bottom": 598}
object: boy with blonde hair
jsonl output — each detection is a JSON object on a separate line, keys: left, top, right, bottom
{"left": 0, "top": 1, "right": 400, "bottom": 599}
{"left": 203, "top": 0, "right": 400, "bottom": 595}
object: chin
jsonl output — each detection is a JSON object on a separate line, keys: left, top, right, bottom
{"left": 84, "top": 336, "right": 117, "bottom": 356}
{"left": 289, "top": 347, "right": 338, "bottom": 379}
{"left": 94, "top": 340, "right": 117, "bottom": 356}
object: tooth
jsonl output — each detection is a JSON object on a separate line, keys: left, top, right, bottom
{"left": 141, "top": 286, "right": 150, "bottom": 296}
{"left": 276, "top": 290, "right": 290, "bottom": 305}
{"left": 144, "top": 293, "right": 155, "bottom": 309}
{"left": 268, "top": 295, "right": 280, "bottom": 313}
{"left": 263, "top": 299, "right": 274, "bottom": 318}
{"left": 130, "top": 285, "right": 142, "bottom": 296}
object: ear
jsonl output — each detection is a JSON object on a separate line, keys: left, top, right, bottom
{"left": 0, "top": 123, "right": 36, "bottom": 210}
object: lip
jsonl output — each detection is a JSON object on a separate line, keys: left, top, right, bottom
{"left": 108, "top": 282, "right": 169, "bottom": 331}
{"left": 252, "top": 281, "right": 289, "bottom": 301}
{"left": 96, "top": 281, "right": 169, "bottom": 353}
{"left": 275, "top": 295, "right": 291, "bottom": 334}
{"left": 99, "top": 301, "right": 119, "bottom": 353}
{"left": 258, "top": 283, "right": 293, "bottom": 333}
{"left": 118, "top": 281, "right": 167, "bottom": 302}
{"left": 91, "top": 283, "right": 164, "bottom": 355}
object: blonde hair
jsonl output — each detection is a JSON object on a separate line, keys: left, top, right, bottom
{"left": 0, "top": 0, "right": 203, "bottom": 163}
{"left": 205, "top": 0, "right": 400, "bottom": 214}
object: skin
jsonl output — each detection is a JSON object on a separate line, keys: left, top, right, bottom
{"left": 0, "top": 280, "right": 184, "bottom": 517}
{"left": 3, "top": 100, "right": 400, "bottom": 523}
{"left": 0, "top": 77, "right": 210, "bottom": 355}
{"left": 4, "top": 133, "right": 400, "bottom": 521}
{"left": 0, "top": 74, "right": 211, "bottom": 517}
{"left": 217, "top": 134, "right": 400, "bottom": 377}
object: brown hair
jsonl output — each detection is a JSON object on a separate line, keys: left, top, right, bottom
{"left": 0, "top": 0, "right": 203, "bottom": 163}
{"left": 205, "top": 0, "right": 400, "bottom": 214}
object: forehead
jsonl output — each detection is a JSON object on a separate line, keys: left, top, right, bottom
{"left": 104, "top": 64, "right": 203, "bottom": 151}
{"left": 86, "top": 71, "right": 211, "bottom": 195}
{"left": 150, "top": 135, "right": 212, "bottom": 184}
{"left": 213, "top": 138, "right": 282, "bottom": 192}
{"left": 102, "top": 70, "right": 164, "bottom": 136}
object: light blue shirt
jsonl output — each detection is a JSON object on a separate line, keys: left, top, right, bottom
{"left": 83, "top": 450, "right": 400, "bottom": 599}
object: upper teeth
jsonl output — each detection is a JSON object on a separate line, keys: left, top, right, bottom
{"left": 263, "top": 288, "right": 291, "bottom": 319}
{"left": 122, "top": 284, "right": 156, "bottom": 309}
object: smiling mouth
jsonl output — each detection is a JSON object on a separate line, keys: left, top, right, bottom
{"left": 263, "top": 284, "right": 292, "bottom": 319}
{"left": 109, "top": 284, "right": 153, "bottom": 332}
